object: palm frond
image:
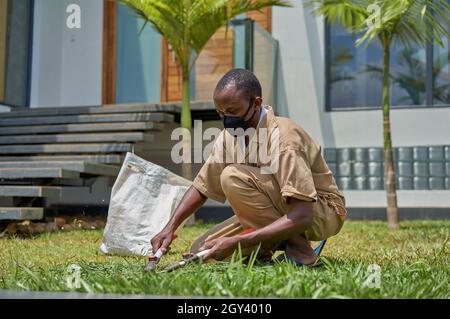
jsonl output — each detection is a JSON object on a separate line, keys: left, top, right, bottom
{"left": 305, "top": 0, "right": 371, "bottom": 32}
{"left": 308, "top": 0, "right": 449, "bottom": 50}
{"left": 117, "top": 0, "right": 291, "bottom": 72}
{"left": 393, "top": 0, "right": 450, "bottom": 49}
{"left": 189, "top": 0, "right": 292, "bottom": 66}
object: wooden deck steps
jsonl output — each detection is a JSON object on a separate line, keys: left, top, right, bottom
{"left": 0, "top": 186, "right": 61, "bottom": 198}
{"left": 0, "top": 112, "right": 173, "bottom": 127}
{"left": 0, "top": 103, "right": 180, "bottom": 118}
{"left": 0, "top": 143, "right": 133, "bottom": 154}
{"left": 0, "top": 155, "right": 124, "bottom": 164}
{"left": 0, "top": 168, "right": 80, "bottom": 179}
{"left": 0, "top": 103, "right": 178, "bottom": 220}
{"left": 0, "top": 122, "right": 164, "bottom": 135}
{"left": 0, "top": 162, "right": 119, "bottom": 176}
{"left": 0, "top": 207, "right": 43, "bottom": 220}
{"left": 0, "top": 132, "right": 153, "bottom": 144}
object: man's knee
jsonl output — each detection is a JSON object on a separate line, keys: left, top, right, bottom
{"left": 220, "top": 164, "right": 250, "bottom": 196}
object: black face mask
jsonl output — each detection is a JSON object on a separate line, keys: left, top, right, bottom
{"left": 222, "top": 98, "right": 257, "bottom": 135}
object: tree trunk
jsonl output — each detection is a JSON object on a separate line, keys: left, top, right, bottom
{"left": 181, "top": 71, "right": 195, "bottom": 226}
{"left": 181, "top": 72, "right": 192, "bottom": 135}
{"left": 181, "top": 72, "right": 193, "bottom": 181}
{"left": 382, "top": 45, "right": 399, "bottom": 230}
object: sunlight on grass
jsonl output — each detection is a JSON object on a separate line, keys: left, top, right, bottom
{"left": 0, "top": 221, "right": 448, "bottom": 298}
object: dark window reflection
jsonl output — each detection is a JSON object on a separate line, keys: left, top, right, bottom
{"left": 327, "top": 18, "right": 447, "bottom": 109}
{"left": 433, "top": 14, "right": 450, "bottom": 105}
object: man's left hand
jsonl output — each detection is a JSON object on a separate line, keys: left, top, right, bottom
{"left": 199, "top": 237, "right": 240, "bottom": 261}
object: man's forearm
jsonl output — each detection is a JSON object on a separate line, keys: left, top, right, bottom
{"left": 166, "top": 185, "right": 207, "bottom": 232}
{"left": 237, "top": 200, "right": 314, "bottom": 248}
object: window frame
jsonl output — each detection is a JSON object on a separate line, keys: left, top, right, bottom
{"left": 0, "top": 0, "right": 9, "bottom": 104}
{"left": 0, "top": 0, "right": 34, "bottom": 108}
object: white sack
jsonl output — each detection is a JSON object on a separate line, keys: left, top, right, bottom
{"left": 100, "top": 152, "right": 191, "bottom": 256}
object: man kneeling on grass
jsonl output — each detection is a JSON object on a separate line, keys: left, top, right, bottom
{"left": 152, "top": 68, "right": 347, "bottom": 267}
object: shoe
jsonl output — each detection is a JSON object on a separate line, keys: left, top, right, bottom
{"left": 272, "top": 239, "right": 327, "bottom": 267}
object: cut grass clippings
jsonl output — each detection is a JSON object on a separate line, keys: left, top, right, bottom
{"left": 0, "top": 220, "right": 449, "bottom": 298}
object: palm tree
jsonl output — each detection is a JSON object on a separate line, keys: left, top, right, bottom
{"left": 306, "top": 0, "right": 450, "bottom": 229}
{"left": 117, "top": 0, "right": 291, "bottom": 178}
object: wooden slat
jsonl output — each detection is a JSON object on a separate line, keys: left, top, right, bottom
{"left": 0, "top": 168, "right": 80, "bottom": 179}
{"left": 0, "top": 132, "right": 151, "bottom": 145}
{"left": 102, "top": 0, "right": 117, "bottom": 104}
{"left": 0, "top": 113, "right": 174, "bottom": 127}
{"left": 1, "top": 104, "right": 178, "bottom": 118}
{"left": 194, "top": 26, "right": 234, "bottom": 101}
{"left": 0, "top": 186, "right": 61, "bottom": 197}
{"left": 166, "top": 42, "right": 183, "bottom": 102}
{"left": 160, "top": 38, "right": 169, "bottom": 102}
{"left": 0, "top": 154, "right": 124, "bottom": 164}
{"left": 195, "top": 60, "right": 233, "bottom": 70}
{"left": 0, "top": 162, "right": 119, "bottom": 176}
{"left": 0, "top": 122, "right": 163, "bottom": 136}
{"left": 159, "top": 10, "right": 269, "bottom": 102}
{"left": 0, "top": 207, "right": 43, "bottom": 220}
{"left": 0, "top": 143, "right": 132, "bottom": 154}
{"left": 247, "top": 7, "right": 272, "bottom": 33}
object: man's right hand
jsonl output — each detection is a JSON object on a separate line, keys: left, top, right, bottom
{"left": 151, "top": 228, "right": 176, "bottom": 254}
{"left": 150, "top": 186, "right": 207, "bottom": 255}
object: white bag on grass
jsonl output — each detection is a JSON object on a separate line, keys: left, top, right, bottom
{"left": 100, "top": 152, "right": 191, "bottom": 257}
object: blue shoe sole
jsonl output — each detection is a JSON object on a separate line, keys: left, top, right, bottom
{"left": 314, "top": 239, "right": 327, "bottom": 256}
{"left": 274, "top": 239, "right": 327, "bottom": 267}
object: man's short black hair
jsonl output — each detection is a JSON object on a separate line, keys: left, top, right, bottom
{"left": 215, "top": 68, "right": 262, "bottom": 99}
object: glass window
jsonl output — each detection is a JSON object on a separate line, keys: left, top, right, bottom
{"left": 0, "top": 0, "right": 7, "bottom": 103}
{"left": 0, "top": 0, "right": 33, "bottom": 107}
{"left": 328, "top": 24, "right": 383, "bottom": 108}
{"left": 326, "top": 15, "right": 448, "bottom": 110}
{"left": 433, "top": 13, "right": 450, "bottom": 105}
{"left": 390, "top": 41, "right": 427, "bottom": 107}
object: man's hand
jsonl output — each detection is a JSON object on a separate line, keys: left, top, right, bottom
{"left": 199, "top": 237, "right": 240, "bottom": 261}
{"left": 150, "top": 186, "right": 207, "bottom": 255}
{"left": 151, "top": 229, "right": 176, "bottom": 254}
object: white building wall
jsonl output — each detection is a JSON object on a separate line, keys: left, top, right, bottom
{"left": 30, "top": 0, "right": 103, "bottom": 108}
{"left": 272, "top": 2, "right": 450, "bottom": 209}
{"left": 272, "top": 2, "right": 450, "bottom": 148}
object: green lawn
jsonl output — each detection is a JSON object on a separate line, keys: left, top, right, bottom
{"left": 0, "top": 220, "right": 448, "bottom": 298}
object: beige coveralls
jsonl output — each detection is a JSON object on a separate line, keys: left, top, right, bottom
{"left": 192, "top": 105, "right": 347, "bottom": 242}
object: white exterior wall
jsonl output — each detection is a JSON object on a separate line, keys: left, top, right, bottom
{"left": 272, "top": 3, "right": 450, "bottom": 148}
{"left": 30, "top": 0, "right": 103, "bottom": 108}
{"left": 272, "top": 2, "right": 450, "bottom": 208}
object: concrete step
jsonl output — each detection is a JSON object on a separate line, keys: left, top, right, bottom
{"left": 0, "top": 112, "right": 174, "bottom": 127}
{"left": 0, "top": 154, "right": 124, "bottom": 164}
{"left": 0, "top": 186, "right": 61, "bottom": 197}
{"left": 0, "top": 132, "right": 152, "bottom": 145}
{"left": 0, "top": 122, "right": 164, "bottom": 136}
{"left": 0, "top": 207, "right": 43, "bottom": 220}
{"left": 0, "top": 162, "right": 119, "bottom": 176}
{"left": 1, "top": 103, "right": 179, "bottom": 118}
{"left": 0, "top": 143, "right": 132, "bottom": 154}
{"left": 0, "top": 168, "right": 79, "bottom": 179}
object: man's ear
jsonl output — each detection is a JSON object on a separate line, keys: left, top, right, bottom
{"left": 254, "top": 96, "right": 263, "bottom": 108}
